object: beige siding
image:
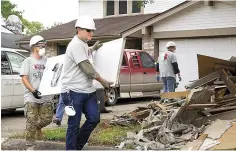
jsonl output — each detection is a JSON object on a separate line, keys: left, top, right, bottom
{"left": 46, "top": 42, "right": 57, "bottom": 57}
{"left": 144, "top": 0, "right": 185, "bottom": 14}
{"left": 78, "top": 0, "right": 104, "bottom": 19}
{"left": 153, "top": 1, "right": 236, "bottom": 32}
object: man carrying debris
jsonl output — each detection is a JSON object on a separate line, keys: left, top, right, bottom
{"left": 156, "top": 41, "right": 181, "bottom": 92}
{"left": 60, "top": 16, "right": 113, "bottom": 150}
{"left": 20, "top": 35, "right": 54, "bottom": 150}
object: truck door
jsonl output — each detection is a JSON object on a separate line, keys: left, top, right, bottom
{"left": 1, "top": 51, "right": 13, "bottom": 109}
{"left": 119, "top": 53, "right": 130, "bottom": 96}
{"left": 139, "top": 51, "right": 162, "bottom": 92}
{"left": 129, "top": 52, "right": 144, "bottom": 97}
{"left": 6, "top": 52, "right": 25, "bottom": 108}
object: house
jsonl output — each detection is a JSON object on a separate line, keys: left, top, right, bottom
{"left": 15, "top": 0, "right": 236, "bottom": 90}
{"left": 121, "top": 0, "right": 236, "bottom": 90}
{"left": 15, "top": 0, "right": 185, "bottom": 57}
{"left": 78, "top": 0, "right": 185, "bottom": 18}
{"left": 1, "top": 26, "right": 30, "bottom": 57}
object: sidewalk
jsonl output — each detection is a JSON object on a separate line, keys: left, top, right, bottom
{"left": 1, "top": 139, "right": 116, "bottom": 150}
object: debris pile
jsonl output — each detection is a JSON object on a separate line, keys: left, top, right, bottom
{"left": 111, "top": 68, "right": 236, "bottom": 150}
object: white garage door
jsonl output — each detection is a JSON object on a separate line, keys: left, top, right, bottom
{"left": 159, "top": 37, "right": 236, "bottom": 91}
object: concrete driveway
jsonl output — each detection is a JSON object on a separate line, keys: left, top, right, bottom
{"left": 1, "top": 98, "right": 153, "bottom": 138}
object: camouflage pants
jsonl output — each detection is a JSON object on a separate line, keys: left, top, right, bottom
{"left": 24, "top": 102, "right": 53, "bottom": 147}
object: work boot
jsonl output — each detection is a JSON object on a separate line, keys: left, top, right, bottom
{"left": 26, "top": 145, "right": 35, "bottom": 151}
{"left": 53, "top": 118, "right": 61, "bottom": 126}
{"left": 36, "top": 128, "right": 44, "bottom": 140}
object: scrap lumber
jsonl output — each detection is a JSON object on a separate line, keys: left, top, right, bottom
{"left": 215, "top": 94, "right": 236, "bottom": 102}
{"left": 131, "top": 109, "right": 151, "bottom": 120}
{"left": 187, "top": 70, "right": 222, "bottom": 89}
{"left": 160, "top": 91, "right": 189, "bottom": 99}
{"left": 197, "top": 54, "right": 236, "bottom": 78}
{"left": 186, "top": 104, "right": 217, "bottom": 109}
{"left": 206, "top": 106, "right": 236, "bottom": 113}
{"left": 220, "top": 69, "right": 236, "bottom": 94}
{"left": 148, "top": 101, "right": 167, "bottom": 113}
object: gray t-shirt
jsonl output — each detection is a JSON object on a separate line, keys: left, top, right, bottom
{"left": 158, "top": 51, "right": 178, "bottom": 78}
{"left": 61, "top": 36, "right": 96, "bottom": 93}
{"left": 20, "top": 55, "right": 52, "bottom": 104}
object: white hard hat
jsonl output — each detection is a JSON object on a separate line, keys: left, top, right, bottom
{"left": 75, "top": 16, "right": 96, "bottom": 30}
{"left": 29, "top": 35, "right": 45, "bottom": 47}
{"left": 166, "top": 41, "right": 176, "bottom": 48}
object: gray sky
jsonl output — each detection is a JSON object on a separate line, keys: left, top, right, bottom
{"left": 10, "top": 0, "right": 78, "bottom": 27}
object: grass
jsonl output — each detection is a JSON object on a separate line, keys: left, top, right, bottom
{"left": 9, "top": 121, "right": 141, "bottom": 146}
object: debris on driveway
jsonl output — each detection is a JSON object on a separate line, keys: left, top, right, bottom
{"left": 110, "top": 57, "right": 236, "bottom": 150}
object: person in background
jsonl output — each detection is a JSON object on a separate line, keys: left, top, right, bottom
{"left": 20, "top": 35, "right": 54, "bottom": 150}
{"left": 156, "top": 41, "right": 182, "bottom": 92}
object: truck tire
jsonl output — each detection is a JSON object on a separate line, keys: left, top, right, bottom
{"left": 105, "top": 88, "right": 118, "bottom": 106}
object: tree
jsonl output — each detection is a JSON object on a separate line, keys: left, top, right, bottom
{"left": 1, "top": 1, "right": 44, "bottom": 35}
{"left": 1, "top": 1, "right": 24, "bottom": 19}
{"left": 137, "top": 0, "right": 154, "bottom": 7}
{"left": 46, "top": 22, "right": 62, "bottom": 30}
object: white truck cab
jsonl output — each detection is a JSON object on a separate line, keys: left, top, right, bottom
{"left": 1, "top": 49, "right": 26, "bottom": 111}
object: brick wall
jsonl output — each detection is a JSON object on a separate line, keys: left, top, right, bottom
{"left": 46, "top": 42, "right": 57, "bottom": 57}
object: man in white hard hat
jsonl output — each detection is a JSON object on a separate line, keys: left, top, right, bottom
{"left": 20, "top": 35, "right": 53, "bottom": 150}
{"left": 60, "top": 16, "right": 113, "bottom": 150}
{"left": 156, "top": 41, "right": 182, "bottom": 92}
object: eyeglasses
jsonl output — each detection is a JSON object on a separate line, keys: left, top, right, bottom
{"left": 35, "top": 44, "right": 47, "bottom": 48}
{"left": 82, "top": 28, "right": 94, "bottom": 33}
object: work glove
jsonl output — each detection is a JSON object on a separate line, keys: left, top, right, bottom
{"left": 92, "top": 41, "right": 103, "bottom": 51}
{"left": 178, "top": 75, "right": 182, "bottom": 82}
{"left": 156, "top": 75, "right": 160, "bottom": 81}
{"left": 32, "top": 90, "right": 42, "bottom": 99}
{"left": 100, "top": 79, "right": 113, "bottom": 89}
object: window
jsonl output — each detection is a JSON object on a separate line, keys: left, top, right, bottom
{"left": 6, "top": 52, "right": 25, "bottom": 74}
{"left": 119, "top": 0, "right": 127, "bottom": 14}
{"left": 58, "top": 44, "right": 67, "bottom": 55}
{"left": 132, "top": 1, "right": 141, "bottom": 13}
{"left": 107, "top": 0, "right": 115, "bottom": 16}
{"left": 140, "top": 52, "right": 155, "bottom": 68}
{"left": 122, "top": 54, "right": 127, "bottom": 66}
{"left": 1, "top": 52, "right": 11, "bottom": 75}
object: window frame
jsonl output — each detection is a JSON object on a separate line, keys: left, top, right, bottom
{"left": 119, "top": 0, "right": 127, "bottom": 15}
{"left": 139, "top": 51, "right": 155, "bottom": 68}
{"left": 5, "top": 51, "right": 26, "bottom": 75}
{"left": 106, "top": 0, "right": 115, "bottom": 16}
{"left": 1, "top": 51, "right": 12, "bottom": 75}
{"left": 132, "top": 1, "right": 141, "bottom": 13}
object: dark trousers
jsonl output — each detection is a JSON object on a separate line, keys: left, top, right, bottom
{"left": 61, "top": 91, "right": 100, "bottom": 150}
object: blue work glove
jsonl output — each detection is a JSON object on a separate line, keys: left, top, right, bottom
{"left": 156, "top": 75, "right": 160, "bottom": 81}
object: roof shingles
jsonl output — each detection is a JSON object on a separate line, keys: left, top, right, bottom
{"left": 16, "top": 13, "right": 158, "bottom": 43}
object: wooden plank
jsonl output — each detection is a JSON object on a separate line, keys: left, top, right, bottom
{"left": 197, "top": 54, "right": 236, "bottom": 78}
{"left": 207, "top": 106, "right": 236, "bottom": 113}
{"left": 160, "top": 91, "right": 189, "bottom": 99}
{"left": 186, "top": 104, "right": 217, "bottom": 109}
{"left": 131, "top": 109, "right": 150, "bottom": 120}
{"left": 148, "top": 102, "right": 167, "bottom": 113}
{"left": 215, "top": 94, "right": 236, "bottom": 102}
{"left": 220, "top": 69, "right": 236, "bottom": 94}
{"left": 187, "top": 70, "right": 222, "bottom": 89}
